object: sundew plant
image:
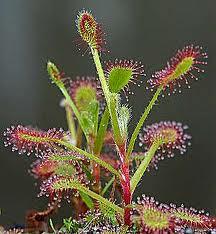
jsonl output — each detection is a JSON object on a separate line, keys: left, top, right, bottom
{"left": 3, "top": 10, "right": 216, "bottom": 233}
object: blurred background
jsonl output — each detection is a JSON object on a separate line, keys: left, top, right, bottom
{"left": 0, "top": 0, "right": 215, "bottom": 227}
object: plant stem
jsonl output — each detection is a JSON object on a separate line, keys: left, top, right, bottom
{"left": 126, "top": 86, "right": 163, "bottom": 160}
{"left": 57, "top": 140, "right": 120, "bottom": 179}
{"left": 101, "top": 176, "right": 115, "bottom": 196}
{"left": 65, "top": 104, "right": 76, "bottom": 141}
{"left": 76, "top": 124, "right": 83, "bottom": 148}
{"left": 88, "top": 136, "right": 101, "bottom": 195}
{"left": 91, "top": 48, "right": 110, "bottom": 105}
{"left": 63, "top": 179, "right": 124, "bottom": 215}
{"left": 118, "top": 143, "right": 131, "bottom": 226}
{"left": 59, "top": 86, "right": 87, "bottom": 140}
{"left": 109, "top": 94, "right": 122, "bottom": 145}
{"left": 49, "top": 154, "right": 83, "bottom": 161}
{"left": 93, "top": 106, "right": 110, "bottom": 155}
{"left": 91, "top": 48, "right": 122, "bottom": 145}
{"left": 90, "top": 48, "right": 130, "bottom": 224}
{"left": 92, "top": 106, "right": 110, "bottom": 194}
{"left": 130, "top": 141, "right": 161, "bottom": 193}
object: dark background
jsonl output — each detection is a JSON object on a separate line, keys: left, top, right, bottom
{"left": 0, "top": 0, "right": 215, "bottom": 227}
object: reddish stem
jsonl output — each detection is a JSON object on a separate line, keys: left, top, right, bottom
{"left": 90, "top": 135, "right": 101, "bottom": 194}
{"left": 93, "top": 163, "right": 101, "bottom": 193}
{"left": 118, "top": 143, "right": 132, "bottom": 226}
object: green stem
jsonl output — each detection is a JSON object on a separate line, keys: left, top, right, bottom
{"left": 101, "top": 176, "right": 116, "bottom": 196}
{"left": 126, "top": 86, "right": 163, "bottom": 160}
{"left": 65, "top": 104, "right": 76, "bottom": 141}
{"left": 109, "top": 94, "right": 122, "bottom": 145}
{"left": 57, "top": 140, "right": 120, "bottom": 179}
{"left": 92, "top": 106, "right": 110, "bottom": 194}
{"left": 76, "top": 124, "right": 83, "bottom": 148}
{"left": 49, "top": 154, "right": 83, "bottom": 162}
{"left": 47, "top": 62, "right": 87, "bottom": 139}
{"left": 64, "top": 179, "right": 124, "bottom": 215}
{"left": 91, "top": 48, "right": 110, "bottom": 105}
{"left": 93, "top": 106, "right": 110, "bottom": 155}
{"left": 130, "top": 141, "right": 161, "bottom": 193}
{"left": 91, "top": 48, "right": 122, "bottom": 145}
{"left": 59, "top": 86, "right": 87, "bottom": 139}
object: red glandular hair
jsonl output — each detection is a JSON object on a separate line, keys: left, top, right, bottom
{"left": 104, "top": 59, "right": 145, "bottom": 100}
{"left": 43, "top": 149, "right": 84, "bottom": 161}
{"left": 38, "top": 157, "right": 88, "bottom": 201}
{"left": 76, "top": 10, "right": 105, "bottom": 51}
{"left": 138, "top": 121, "right": 191, "bottom": 169}
{"left": 38, "top": 174, "right": 89, "bottom": 204}
{"left": 170, "top": 203, "right": 215, "bottom": 231}
{"left": 148, "top": 45, "right": 207, "bottom": 95}
{"left": 31, "top": 159, "right": 59, "bottom": 179}
{"left": 68, "top": 76, "right": 103, "bottom": 111}
{"left": 134, "top": 195, "right": 175, "bottom": 233}
{"left": 4, "top": 125, "right": 65, "bottom": 156}
{"left": 133, "top": 195, "right": 216, "bottom": 233}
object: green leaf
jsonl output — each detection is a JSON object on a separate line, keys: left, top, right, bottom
{"left": 108, "top": 67, "right": 133, "bottom": 93}
{"left": 74, "top": 83, "right": 98, "bottom": 112}
{"left": 54, "top": 163, "right": 75, "bottom": 177}
{"left": 109, "top": 93, "right": 123, "bottom": 145}
{"left": 81, "top": 100, "right": 99, "bottom": 136}
{"left": 59, "top": 217, "right": 79, "bottom": 233}
{"left": 51, "top": 177, "right": 124, "bottom": 215}
{"left": 47, "top": 61, "right": 64, "bottom": 87}
{"left": 101, "top": 176, "right": 115, "bottom": 196}
{"left": 47, "top": 61, "right": 88, "bottom": 140}
{"left": 57, "top": 140, "right": 121, "bottom": 178}
{"left": 82, "top": 164, "right": 93, "bottom": 181}
{"left": 80, "top": 191, "right": 94, "bottom": 209}
{"left": 99, "top": 202, "right": 118, "bottom": 225}
{"left": 49, "top": 153, "right": 82, "bottom": 162}
{"left": 126, "top": 86, "right": 163, "bottom": 160}
{"left": 93, "top": 106, "right": 110, "bottom": 155}
{"left": 118, "top": 105, "right": 131, "bottom": 139}
{"left": 130, "top": 141, "right": 161, "bottom": 193}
